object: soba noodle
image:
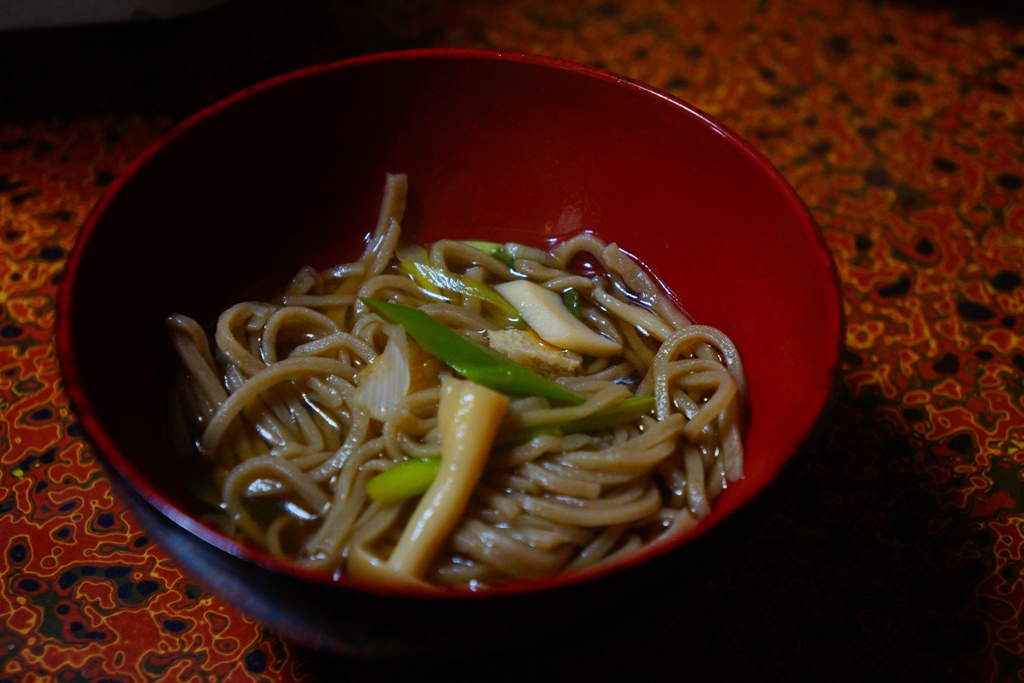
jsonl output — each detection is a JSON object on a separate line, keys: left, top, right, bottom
{"left": 167, "top": 173, "right": 747, "bottom": 588}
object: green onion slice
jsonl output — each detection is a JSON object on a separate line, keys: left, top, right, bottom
{"left": 499, "top": 395, "right": 656, "bottom": 446}
{"left": 360, "top": 297, "right": 586, "bottom": 405}
{"left": 365, "top": 457, "right": 441, "bottom": 503}
{"left": 397, "top": 260, "right": 524, "bottom": 327}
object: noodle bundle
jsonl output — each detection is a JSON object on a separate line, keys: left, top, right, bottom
{"left": 167, "top": 173, "right": 747, "bottom": 588}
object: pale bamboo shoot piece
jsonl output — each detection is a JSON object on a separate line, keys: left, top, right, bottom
{"left": 495, "top": 279, "right": 622, "bottom": 357}
{"left": 384, "top": 377, "right": 510, "bottom": 579}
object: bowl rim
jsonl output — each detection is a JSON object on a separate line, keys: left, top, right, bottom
{"left": 56, "top": 46, "right": 845, "bottom": 600}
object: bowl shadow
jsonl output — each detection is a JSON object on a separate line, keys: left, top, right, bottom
{"left": 296, "top": 380, "right": 992, "bottom": 681}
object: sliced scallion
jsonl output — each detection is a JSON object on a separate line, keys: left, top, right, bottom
{"left": 359, "top": 297, "right": 586, "bottom": 405}
{"left": 365, "top": 457, "right": 440, "bottom": 503}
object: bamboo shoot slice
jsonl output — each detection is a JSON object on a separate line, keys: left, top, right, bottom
{"left": 384, "top": 377, "right": 509, "bottom": 579}
{"left": 495, "top": 280, "right": 622, "bottom": 357}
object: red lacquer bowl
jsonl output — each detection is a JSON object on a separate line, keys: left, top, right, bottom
{"left": 56, "top": 49, "right": 843, "bottom": 658}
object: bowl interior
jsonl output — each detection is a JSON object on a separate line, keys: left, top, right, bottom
{"left": 58, "top": 49, "right": 843, "bottom": 595}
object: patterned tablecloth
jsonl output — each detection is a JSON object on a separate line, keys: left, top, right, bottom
{"left": 2, "top": 0, "right": 1022, "bottom": 680}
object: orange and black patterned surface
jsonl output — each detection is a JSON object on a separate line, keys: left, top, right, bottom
{"left": 2, "top": 0, "right": 1023, "bottom": 680}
